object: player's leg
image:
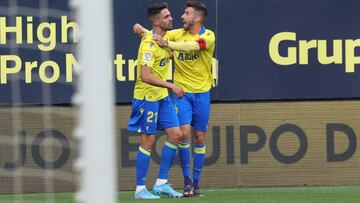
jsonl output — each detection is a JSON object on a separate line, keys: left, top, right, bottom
{"left": 191, "top": 91, "right": 211, "bottom": 197}
{"left": 153, "top": 96, "right": 183, "bottom": 198}
{"left": 135, "top": 134, "right": 159, "bottom": 199}
{"left": 179, "top": 124, "right": 193, "bottom": 196}
{"left": 173, "top": 93, "right": 194, "bottom": 196}
{"left": 128, "top": 99, "right": 160, "bottom": 199}
{"left": 192, "top": 130, "right": 206, "bottom": 197}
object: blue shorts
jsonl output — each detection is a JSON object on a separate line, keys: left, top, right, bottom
{"left": 173, "top": 91, "right": 210, "bottom": 131}
{"left": 128, "top": 96, "right": 180, "bottom": 135}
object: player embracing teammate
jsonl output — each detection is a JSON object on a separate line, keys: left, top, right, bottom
{"left": 130, "top": 0, "right": 215, "bottom": 199}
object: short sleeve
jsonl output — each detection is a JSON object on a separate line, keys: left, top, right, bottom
{"left": 201, "top": 30, "right": 215, "bottom": 49}
{"left": 139, "top": 41, "right": 156, "bottom": 68}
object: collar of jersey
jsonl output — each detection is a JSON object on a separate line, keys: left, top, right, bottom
{"left": 199, "top": 26, "right": 206, "bottom": 35}
{"left": 152, "top": 29, "right": 168, "bottom": 37}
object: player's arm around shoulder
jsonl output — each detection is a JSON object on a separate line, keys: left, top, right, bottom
{"left": 153, "top": 29, "right": 202, "bottom": 52}
{"left": 165, "top": 29, "right": 216, "bottom": 52}
{"left": 166, "top": 28, "right": 185, "bottom": 41}
{"left": 133, "top": 23, "right": 150, "bottom": 37}
{"left": 152, "top": 34, "right": 200, "bottom": 52}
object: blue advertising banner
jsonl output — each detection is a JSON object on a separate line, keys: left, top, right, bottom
{"left": 217, "top": 0, "right": 360, "bottom": 101}
{"left": 1, "top": 0, "right": 360, "bottom": 104}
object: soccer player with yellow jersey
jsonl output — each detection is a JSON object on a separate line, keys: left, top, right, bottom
{"left": 133, "top": 0, "right": 216, "bottom": 197}
{"left": 128, "top": 2, "right": 185, "bottom": 199}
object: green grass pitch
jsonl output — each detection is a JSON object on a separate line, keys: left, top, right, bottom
{"left": 0, "top": 185, "right": 359, "bottom": 203}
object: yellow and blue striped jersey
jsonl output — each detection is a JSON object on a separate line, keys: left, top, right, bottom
{"left": 167, "top": 26, "right": 215, "bottom": 93}
{"left": 134, "top": 30, "right": 171, "bottom": 101}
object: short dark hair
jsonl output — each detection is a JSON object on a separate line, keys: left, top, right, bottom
{"left": 185, "top": 0, "right": 207, "bottom": 18}
{"left": 147, "top": 2, "right": 168, "bottom": 20}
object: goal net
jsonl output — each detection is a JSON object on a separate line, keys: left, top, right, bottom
{"left": 0, "top": 0, "right": 116, "bottom": 202}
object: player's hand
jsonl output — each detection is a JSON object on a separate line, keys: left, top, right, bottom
{"left": 152, "top": 34, "right": 168, "bottom": 47}
{"left": 171, "top": 84, "right": 184, "bottom": 98}
{"left": 133, "top": 23, "right": 145, "bottom": 36}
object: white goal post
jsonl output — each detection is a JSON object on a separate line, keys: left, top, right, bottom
{"left": 74, "top": 0, "right": 117, "bottom": 202}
